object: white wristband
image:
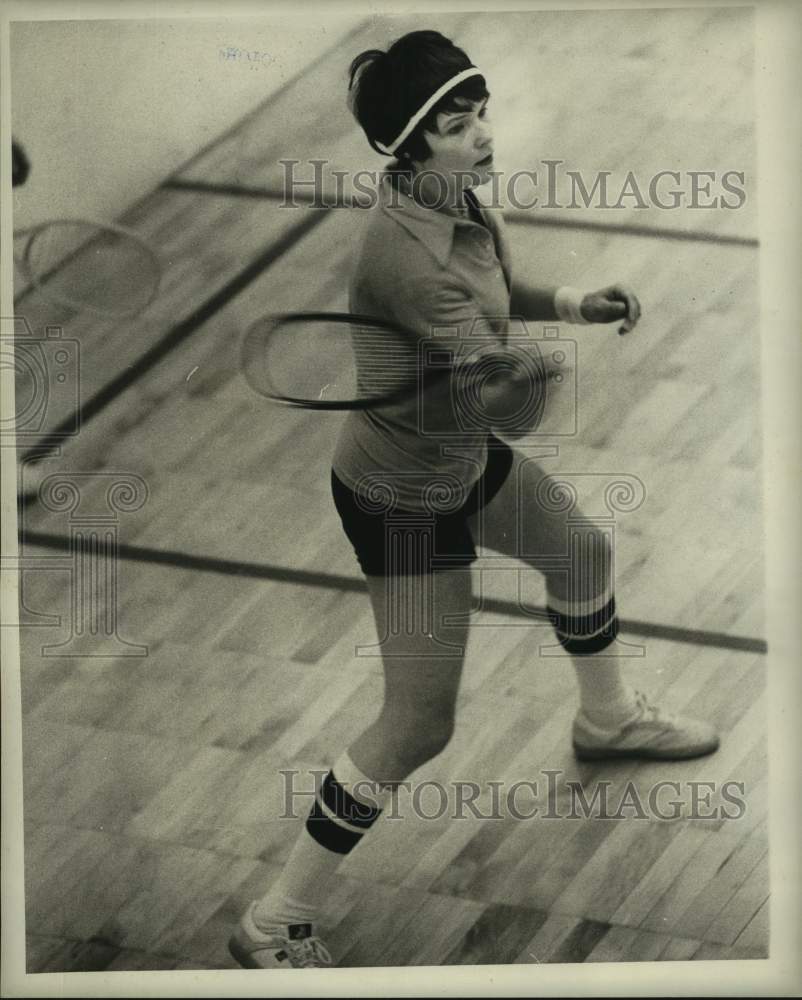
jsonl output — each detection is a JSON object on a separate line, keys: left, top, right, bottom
{"left": 554, "top": 286, "right": 589, "bottom": 325}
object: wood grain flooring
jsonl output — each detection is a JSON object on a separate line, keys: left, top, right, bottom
{"left": 9, "top": 7, "right": 767, "bottom": 973}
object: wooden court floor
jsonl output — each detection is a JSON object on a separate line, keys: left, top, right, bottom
{"left": 10, "top": 8, "right": 767, "bottom": 972}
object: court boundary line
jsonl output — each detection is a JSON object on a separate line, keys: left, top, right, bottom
{"left": 17, "top": 529, "right": 768, "bottom": 656}
{"left": 162, "top": 178, "right": 760, "bottom": 249}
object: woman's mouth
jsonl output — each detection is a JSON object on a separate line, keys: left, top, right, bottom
{"left": 475, "top": 152, "right": 494, "bottom": 167}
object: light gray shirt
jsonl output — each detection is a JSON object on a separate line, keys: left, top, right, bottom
{"left": 332, "top": 170, "right": 513, "bottom": 512}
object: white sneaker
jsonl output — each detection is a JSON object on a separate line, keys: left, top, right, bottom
{"left": 573, "top": 690, "right": 720, "bottom": 761}
{"left": 228, "top": 902, "right": 333, "bottom": 969}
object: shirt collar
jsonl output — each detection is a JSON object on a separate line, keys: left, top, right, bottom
{"left": 378, "top": 171, "right": 463, "bottom": 268}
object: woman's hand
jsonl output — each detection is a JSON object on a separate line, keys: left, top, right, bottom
{"left": 580, "top": 283, "right": 641, "bottom": 334}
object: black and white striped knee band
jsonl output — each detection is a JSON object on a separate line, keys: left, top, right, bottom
{"left": 547, "top": 594, "right": 618, "bottom": 654}
{"left": 305, "top": 768, "right": 385, "bottom": 855}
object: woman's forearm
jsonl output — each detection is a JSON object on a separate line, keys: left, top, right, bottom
{"left": 509, "top": 280, "right": 559, "bottom": 321}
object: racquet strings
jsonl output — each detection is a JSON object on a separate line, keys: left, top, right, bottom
{"left": 241, "top": 314, "right": 423, "bottom": 406}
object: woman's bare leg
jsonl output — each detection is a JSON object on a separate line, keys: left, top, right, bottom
{"left": 250, "top": 566, "right": 473, "bottom": 937}
{"left": 467, "top": 448, "right": 719, "bottom": 757}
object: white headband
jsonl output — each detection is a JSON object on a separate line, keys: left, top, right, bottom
{"left": 374, "top": 67, "right": 484, "bottom": 156}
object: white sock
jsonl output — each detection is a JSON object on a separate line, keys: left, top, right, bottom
{"left": 546, "top": 584, "right": 639, "bottom": 729}
{"left": 252, "top": 751, "right": 392, "bottom": 933}
{"left": 572, "top": 655, "right": 639, "bottom": 729}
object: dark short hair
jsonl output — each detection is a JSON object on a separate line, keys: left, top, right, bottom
{"left": 347, "top": 30, "right": 490, "bottom": 163}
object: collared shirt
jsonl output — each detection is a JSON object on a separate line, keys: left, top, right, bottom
{"left": 332, "top": 170, "right": 514, "bottom": 512}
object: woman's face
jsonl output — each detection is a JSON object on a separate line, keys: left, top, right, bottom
{"left": 417, "top": 96, "right": 494, "bottom": 190}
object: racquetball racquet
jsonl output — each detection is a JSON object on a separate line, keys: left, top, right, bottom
{"left": 14, "top": 218, "right": 162, "bottom": 318}
{"left": 239, "top": 310, "right": 565, "bottom": 433}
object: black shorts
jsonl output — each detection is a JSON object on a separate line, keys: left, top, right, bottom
{"left": 331, "top": 437, "right": 514, "bottom": 576}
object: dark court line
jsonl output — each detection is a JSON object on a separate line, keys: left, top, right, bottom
{"left": 22, "top": 210, "right": 328, "bottom": 462}
{"left": 163, "top": 178, "right": 759, "bottom": 249}
{"left": 18, "top": 530, "right": 768, "bottom": 656}
{"left": 164, "top": 179, "right": 296, "bottom": 201}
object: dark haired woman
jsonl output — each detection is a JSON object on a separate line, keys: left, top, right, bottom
{"left": 230, "top": 29, "right": 718, "bottom": 969}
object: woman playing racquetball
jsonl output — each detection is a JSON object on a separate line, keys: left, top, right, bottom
{"left": 230, "top": 30, "right": 719, "bottom": 970}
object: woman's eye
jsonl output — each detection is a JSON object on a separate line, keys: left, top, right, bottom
{"left": 446, "top": 106, "right": 489, "bottom": 135}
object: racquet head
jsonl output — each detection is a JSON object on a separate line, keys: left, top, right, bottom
{"left": 239, "top": 311, "right": 435, "bottom": 410}
{"left": 15, "top": 219, "right": 162, "bottom": 317}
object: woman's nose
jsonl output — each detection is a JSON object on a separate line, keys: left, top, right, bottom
{"left": 476, "top": 120, "right": 493, "bottom": 145}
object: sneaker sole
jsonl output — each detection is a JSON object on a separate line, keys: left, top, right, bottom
{"left": 573, "top": 740, "right": 719, "bottom": 761}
